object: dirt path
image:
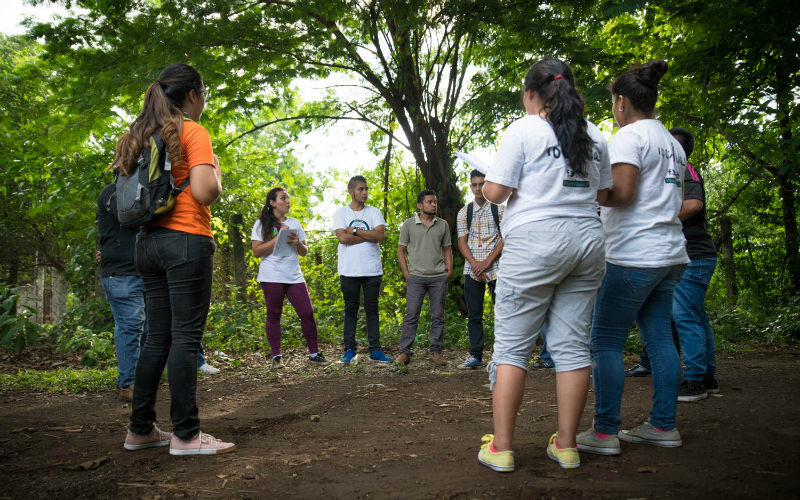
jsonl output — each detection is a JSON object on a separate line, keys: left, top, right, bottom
{"left": 1, "top": 346, "right": 798, "bottom": 499}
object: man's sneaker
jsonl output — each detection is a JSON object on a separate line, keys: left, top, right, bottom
{"left": 624, "top": 364, "right": 652, "bottom": 377}
{"left": 546, "top": 433, "right": 580, "bottom": 469}
{"left": 198, "top": 363, "right": 220, "bottom": 375}
{"left": 368, "top": 349, "right": 393, "bottom": 363}
{"left": 124, "top": 424, "right": 172, "bottom": 451}
{"left": 169, "top": 431, "right": 236, "bottom": 456}
{"left": 342, "top": 350, "right": 358, "bottom": 364}
{"left": 618, "top": 421, "right": 682, "bottom": 447}
{"left": 458, "top": 355, "right": 484, "bottom": 370}
{"left": 677, "top": 379, "right": 708, "bottom": 402}
{"left": 119, "top": 384, "right": 134, "bottom": 402}
{"left": 477, "top": 434, "right": 514, "bottom": 472}
{"left": 308, "top": 352, "right": 330, "bottom": 365}
{"left": 429, "top": 352, "right": 447, "bottom": 366}
{"left": 272, "top": 355, "right": 284, "bottom": 368}
{"left": 531, "top": 359, "right": 555, "bottom": 371}
{"left": 702, "top": 377, "right": 720, "bottom": 394}
{"left": 394, "top": 353, "right": 410, "bottom": 365}
{"left": 576, "top": 422, "right": 621, "bottom": 455}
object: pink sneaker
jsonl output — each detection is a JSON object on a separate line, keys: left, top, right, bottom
{"left": 124, "top": 425, "right": 172, "bottom": 450}
{"left": 169, "top": 431, "right": 236, "bottom": 456}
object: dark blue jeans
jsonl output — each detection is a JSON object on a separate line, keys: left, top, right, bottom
{"left": 538, "top": 323, "right": 552, "bottom": 364}
{"left": 340, "top": 275, "right": 383, "bottom": 353}
{"left": 464, "top": 275, "right": 496, "bottom": 360}
{"left": 130, "top": 227, "right": 215, "bottom": 440}
{"left": 102, "top": 275, "right": 147, "bottom": 388}
{"left": 672, "top": 258, "right": 717, "bottom": 380}
{"left": 591, "top": 262, "right": 685, "bottom": 434}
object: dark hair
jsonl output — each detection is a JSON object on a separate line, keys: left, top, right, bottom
{"left": 348, "top": 175, "right": 368, "bottom": 190}
{"left": 258, "top": 187, "right": 287, "bottom": 241}
{"left": 469, "top": 169, "right": 485, "bottom": 180}
{"left": 416, "top": 189, "right": 436, "bottom": 205}
{"left": 609, "top": 59, "right": 669, "bottom": 116}
{"left": 669, "top": 127, "right": 694, "bottom": 161}
{"left": 111, "top": 63, "right": 204, "bottom": 175}
{"left": 523, "top": 59, "right": 593, "bottom": 177}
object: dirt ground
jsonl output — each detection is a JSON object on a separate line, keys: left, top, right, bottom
{"left": 1, "top": 345, "right": 798, "bottom": 500}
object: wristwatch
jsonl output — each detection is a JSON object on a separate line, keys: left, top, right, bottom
{"left": 352, "top": 227, "right": 358, "bottom": 235}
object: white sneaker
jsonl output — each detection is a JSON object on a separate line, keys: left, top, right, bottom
{"left": 199, "top": 363, "right": 220, "bottom": 375}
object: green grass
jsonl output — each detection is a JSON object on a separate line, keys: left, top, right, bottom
{"left": 0, "top": 367, "right": 117, "bottom": 393}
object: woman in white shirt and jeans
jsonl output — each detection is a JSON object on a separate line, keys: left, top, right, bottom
{"left": 477, "top": 58, "right": 612, "bottom": 472}
{"left": 576, "top": 60, "right": 689, "bottom": 456}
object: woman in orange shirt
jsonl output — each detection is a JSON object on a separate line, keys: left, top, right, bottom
{"left": 115, "top": 63, "right": 234, "bottom": 456}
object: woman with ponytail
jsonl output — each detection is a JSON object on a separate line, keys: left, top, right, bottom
{"left": 122, "top": 64, "right": 235, "bottom": 456}
{"left": 477, "top": 59, "right": 612, "bottom": 471}
{"left": 251, "top": 187, "right": 328, "bottom": 368}
{"left": 576, "top": 60, "right": 689, "bottom": 456}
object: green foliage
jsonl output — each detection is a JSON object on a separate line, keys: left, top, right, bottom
{"left": 0, "top": 367, "right": 117, "bottom": 393}
{"left": 0, "top": 285, "right": 44, "bottom": 352}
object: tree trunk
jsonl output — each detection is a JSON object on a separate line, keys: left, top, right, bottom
{"left": 719, "top": 215, "right": 738, "bottom": 300}
{"left": 230, "top": 214, "right": 247, "bottom": 302}
{"left": 775, "top": 62, "right": 800, "bottom": 292}
{"left": 382, "top": 133, "right": 393, "bottom": 222}
{"left": 8, "top": 257, "right": 19, "bottom": 315}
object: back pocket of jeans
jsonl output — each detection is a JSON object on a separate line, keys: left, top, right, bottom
{"left": 622, "top": 267, "right": 661, "bottom": 292}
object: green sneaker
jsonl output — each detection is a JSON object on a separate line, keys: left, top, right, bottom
{"left": 546, "top": 433, "right": 580, "bottom": 469}
{"left": 576, "top": 422, "right": 621, "bottom": 455}
{"left": 618, "top": 421, "right": 682, "bottom": 447}
{"left": 477, "top": 434, "right": 514, "bottom": 472}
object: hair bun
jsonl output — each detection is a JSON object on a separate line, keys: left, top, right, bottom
{"left": 636, "top": 59, "right": 669, "bottom": 87}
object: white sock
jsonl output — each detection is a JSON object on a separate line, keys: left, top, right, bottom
{"left": 309, "top": 352, "right": 318, "bottom": 358}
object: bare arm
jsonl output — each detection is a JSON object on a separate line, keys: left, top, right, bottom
{"left": 482, "top": 181, "right": 513, "bottom": 205}
{"left": 458, "top": 234, "right": 478, "bottom": 268}
{"left": 397, "top": 245, "right": 410, "bottom": 281}
{"left": 443, "top": 245, "right": 453, "bottom": 278}
{"left": 596, "top": 188, "right": 610, "bottom": 206}
{"left": 188, "top": 154, "right": 222, "bottom": 206}
{"left": 335, "top": 228, "right": 364, "bottom": 244}
{"left": 335, "top": 225, "right": 386, "bottom": 244}
{"left": 600, "top": 163, "right": 639, "bottom": 207}
{"left": 678, "top": 199, "right": 703, "bottom": 221}
{"left": 287, "top": 232, "right": 308, "bottom": 257}
{"left": 252, "top": 238, "right": 277, "bottom": 258}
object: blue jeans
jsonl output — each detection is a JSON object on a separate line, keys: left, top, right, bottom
{"left": 539, "top": 323, "right": 552, "bottom": 364}
{"left": 672, "top": 258, "right": 717, "bottom": 380}
{"left": 464, "top": 275, "right": 496, "bottom": 360}
{"left": 130, "top": 227, "right": 215, "bottom": 440}
{"left": 102, "top": 275, "right": 147, "bottom": 388}
{"left": 591, "top": 262, "right": 685, "bottom": 434}
{"left": 198, "top": 345, "right": 206, "bottom": 367}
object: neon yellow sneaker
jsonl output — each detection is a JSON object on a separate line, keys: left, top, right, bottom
{"left": 546, "top": 433, "right": 580, "bottom": 469}
{"left": 477, "top": 434, "right": 514, "bottom": 472}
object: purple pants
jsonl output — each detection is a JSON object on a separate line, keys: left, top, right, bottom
{"left": 260, "top": 282, "right": 319, "bottom": 356}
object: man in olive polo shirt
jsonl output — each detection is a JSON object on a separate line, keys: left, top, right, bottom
{"left": 396, "top": 190, "right": 453, "bottom": 366}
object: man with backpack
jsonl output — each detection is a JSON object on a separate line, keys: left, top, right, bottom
{"left": 456, "top": 170, "right": 504, "bottom": 369}
{"left": 97, "top": 182, "right": 147, "bottom": 401}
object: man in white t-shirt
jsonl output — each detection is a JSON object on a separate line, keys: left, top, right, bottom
{"left": 331, "top": 176, "right": 393, "bottom": 364}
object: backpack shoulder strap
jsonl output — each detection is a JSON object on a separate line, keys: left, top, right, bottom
{"left": 491, "top": 203, "right": 501, "bottom": 235}
{"left": 466, "top": 202, "right": 474, "bottom": 232}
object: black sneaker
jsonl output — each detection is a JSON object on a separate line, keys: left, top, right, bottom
{"left": 702, "top": 377, "right": 719, "bottom": 394}
{"left": 531, "top": 360, "right": 555, "bottom": 371}
{"left": 677, "top": 380, "right": 708, "bottom": 402}
{"left": 308, "top": 352, "right": 330, "bottom": 365}
{"left": 624, "top": 364, "right": 652, "bottom": 378}
{"left": 272, "top": 355, "right": 284, "bottom": 368}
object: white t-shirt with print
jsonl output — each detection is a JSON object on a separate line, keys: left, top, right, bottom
{"left": 602, "top": 119, "right": 690, "bottom": 267}
{"left": 331, "top": 205, "right": 386, "bottom": 277}
{"left": 485, "top": 115, "right": 612, "bottom": 235}
{"left": 251, "top": 217, "right": 307, "bottom": 284}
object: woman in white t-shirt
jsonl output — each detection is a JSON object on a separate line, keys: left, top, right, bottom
{"left": 576, "top": 60, "right": 689, "bottom": 456}
{"left": 251, "top": 187, "right": 328, "bottom": 367}
{"left": 477, "top": 59, "right": 612, "bottom": 472}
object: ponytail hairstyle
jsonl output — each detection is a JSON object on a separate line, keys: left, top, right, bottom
{"left": 258, "top": 187, "right": 287, "bottom": 241}
{"left": 523, "top": 58, "right": 593, "bottom": 177}
{"left": 110, "top": 63, "right": 204, "bottom": 175}
{"left": 609, "top": 59, "right": 669, "bottom": 117}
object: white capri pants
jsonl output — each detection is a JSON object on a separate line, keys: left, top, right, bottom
{"left": 487, "top": 217, "right": 605, "bottom": 389}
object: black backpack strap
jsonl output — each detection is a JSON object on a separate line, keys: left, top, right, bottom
{"left": 490, "top": 203, "right": 501, "bottom": 235}
{"left": 466, "top": 202, "right": 474, "bottom": 232}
